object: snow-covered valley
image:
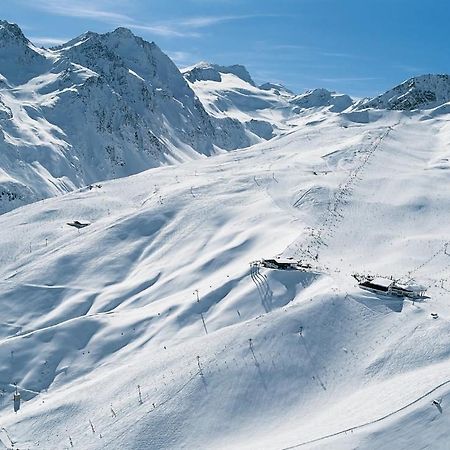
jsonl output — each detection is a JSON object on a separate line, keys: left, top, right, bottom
{"left": 1, "top": 19, "right": 450, "bottom": 450}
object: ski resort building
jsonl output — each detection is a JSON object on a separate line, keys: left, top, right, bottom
{"left": 260, "top": 257, "right": 313, "bottom": 271}
{"left": 356, "top": 275, "right": 427, "bottom": 299}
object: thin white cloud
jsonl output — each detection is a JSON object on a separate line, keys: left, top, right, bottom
{"left": 320, "top": 51, "right": 357, "bottom": 58}
{"left": 130, "top": 14, "right": 275, "bottom": 37}
{"left": 165, "top": 50, "right": 195, "bottom": 67}
{"left": 27, "top": 0, "right": 131, "bottom": 22}
{"left": 21, "top": 0, "right": 198, "bottom": 37}
{"left": 178, "top": 14, "right": 262, "bottom": 28}
{"left": 125, "top": 23, "right": 201, "bottom": 38}
{"left": 30, "top": 36, "right": 70, "bottom": 47}
{"left": 319, "top": 77, "right": 380, "bottom": 83}
{"left": 22, "top": 2, "right": 281, "bottom": 39}
{"left": 269, "top": 44, "right": 311, "bottom": 51}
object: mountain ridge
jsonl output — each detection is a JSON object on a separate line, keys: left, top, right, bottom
{"left": 0, "top": 20, "right": 449, "bottom": 216}
{"left": 0, "top": 22, "right": 263, "bottom": 214}
{"left": 358, "top": 74, "right": 450, "bottom": 110}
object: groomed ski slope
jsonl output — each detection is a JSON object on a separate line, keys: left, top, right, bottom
{"left": 1, "top": 109, "right": 450, "bottom": 449}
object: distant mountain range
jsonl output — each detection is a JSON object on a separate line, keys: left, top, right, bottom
{"left": 0, "top": 19, "right": 449, "bottom": 214}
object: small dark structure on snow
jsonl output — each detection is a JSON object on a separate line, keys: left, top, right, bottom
{"left": 67, "top": 220, "right": 91, "bottom": 229}
{"left": 13, "top": 384, "right": 20, "bottom": 413}
{"left": 259, "top": 256, "right": 317, "bottom": 273}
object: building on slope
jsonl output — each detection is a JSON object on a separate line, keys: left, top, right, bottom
{"left": 355, "top": 275, "right": 428, "bottom": 299}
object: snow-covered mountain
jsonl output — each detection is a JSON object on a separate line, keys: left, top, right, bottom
{"left": 182, "top": 61, "right": 295, "bottom": 137}
{"left": 2, "top": 17, "right": 450, "bottom": 450}
{"left": 1, "top": 107, "right": 450, "bottom": 449}
{"left": 182, "top": 62, "right": 355, "bottom": 138}
{"left": 183, "top": 61, "right": 256, "bottom": 86}
{"left": 291, "top": 88, "right": 353, "bottom": 113}
{"left": 0, "top": 22, "right": 264, "bottom": 214}
{"left": 358, "top": 74, "right": 450, "bottom": 110}
{"left": 2, "top": 19, "right": 450, "bottom": 220}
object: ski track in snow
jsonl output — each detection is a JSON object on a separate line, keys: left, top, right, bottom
{"left": 283, "top": 378, "right": 450, "bottom": 448}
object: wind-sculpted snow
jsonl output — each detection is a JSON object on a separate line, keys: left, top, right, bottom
{"left": 1, "top": 110, "right": 450, "bottom": 449}
{"left": 259, "top": 82, "right": 294, "bottom": 95}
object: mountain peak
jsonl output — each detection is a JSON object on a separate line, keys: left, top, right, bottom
{"left": 183, "top": 62, "right": 255, "bottom": 86}
{"left": 290, "top": 88, "right": 353, "bottom": 112}
{"left": 218, "top": 64, "right": 255, "bottom": 85}
{"left": 0, "top": 20, "right": 48, "bottom": 84}
{"left": 259, "top": 82, "right": 294, "bottom": 95}
{"left": 111, "top": 27, "right": 135, "bottom": 38}
{"left": 359, "top": 73, "right": 450, "bottom": 110}
{"left": 0, "top": 20, "right": 29, "bottom": 45}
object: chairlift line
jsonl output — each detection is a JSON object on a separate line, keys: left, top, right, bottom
{"left": 288, "top": 125, "right": 396, "bottom": 265}
{"left": 401, "top": 241, "right": 450, "bottom": 282}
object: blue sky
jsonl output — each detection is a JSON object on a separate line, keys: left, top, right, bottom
{"left": 2, "top": 0, "right": 449, "bottom": 96}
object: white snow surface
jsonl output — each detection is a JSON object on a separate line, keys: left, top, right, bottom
{"left": 1, "top": 106, "right": 450, "bottom": 449}
{"left": 182, "top": 62, "right": 354, "bottom": 137}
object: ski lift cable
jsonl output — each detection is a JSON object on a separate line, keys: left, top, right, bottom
{"left": 290, "top": 125, "right": 395, "bottom": 265}
{"left": 401, "top": 241, "right": 450, "bottom": 282}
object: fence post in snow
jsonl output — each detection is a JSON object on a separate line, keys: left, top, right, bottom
{"left": 200, "top": 313, "right": 208, "bottom": 335}
{"left": 13, "top": 383, "right": 20, "bottom": 413}
{"left": 196, "top": 355, "right": 203, "bottom": 376}
{"left": 138, "top": 385, "right": 143, "bottom": 405}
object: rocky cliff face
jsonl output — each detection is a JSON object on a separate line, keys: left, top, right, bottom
{"left": 0, "top": 23, "right": 258, "bottom": 214}
{"left": 357, "top": 74, "right": 450, "bottom": 110}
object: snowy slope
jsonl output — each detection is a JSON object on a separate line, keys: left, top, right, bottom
{"left": 0, "top": 22, "right": 261, "bottom": 215}
{"left": 1, "top": 107, "right": 450, "bottom": 449}
{"left": 182, "top": 62, "right": 354, "bottom": 137}
{"left": 182, "top": 62, "right": 295, "bottom": 136}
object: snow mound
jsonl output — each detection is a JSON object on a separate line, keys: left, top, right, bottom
{"left": 358, "top": 74, "right": 450, "bottom": 110}
{"left": 259, "top": 81, "right": 294, "bottom": 95}
{"left": 291, "top": 88, "right": 354, "bottom": 113}
{"left": 183, "top": 61, "right": 255, "bottom": 86}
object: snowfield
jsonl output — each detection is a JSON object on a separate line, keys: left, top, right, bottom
{"left": 1, "top": 101, "right": 450, "bottom": 449}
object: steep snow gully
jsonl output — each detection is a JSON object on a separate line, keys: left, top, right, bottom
{"left": 1, "top": 19, "right": 450, "bottom": 450}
